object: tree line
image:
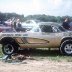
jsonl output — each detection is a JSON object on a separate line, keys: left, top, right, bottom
{"left": 25, "top": 14, "right": 72, "bottom": 23}
{"left": 0, "top": 12, "right": 24, "bottom": 22}
{"left": 0, "top": 12, "right": 72, "bottom": 23}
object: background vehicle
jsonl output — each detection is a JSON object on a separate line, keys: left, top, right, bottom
{"left": 21, "top": 20, "right": 40, "bottom": 31}
{"left": 0, "top": 22, "right": 72, "bottom": 56}
{"left": 0, "top": 24, "right": 12, "bottom": 32}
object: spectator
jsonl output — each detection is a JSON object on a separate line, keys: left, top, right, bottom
{"left": 15, "top": 19, "right": 22, "bottom": 32}
{"left": 69, "top": 22, "right": 72, "bottom": 30}
{"left": 62, "top": 18, "right": 70, "bottom": 30}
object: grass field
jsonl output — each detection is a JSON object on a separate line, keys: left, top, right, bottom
{"left": 0, "top": 49, "right": 3, "bottom": 58}
{"left": 0, "top": 47, "right": 72, "bottom": 62}
{"left": 29, "top": 48, "right": 72, "bottom": 62}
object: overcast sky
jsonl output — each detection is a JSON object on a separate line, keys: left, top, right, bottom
{"left": 0, "top": 0, "right": 72, "bottom": 16}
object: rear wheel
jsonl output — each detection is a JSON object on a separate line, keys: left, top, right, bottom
{"left": 2, "top": 43, "right": 18, "bottom": 55}
{"left": 60, "top": 40, "right": 72, "bottom": 55}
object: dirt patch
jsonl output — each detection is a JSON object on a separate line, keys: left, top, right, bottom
{"left": 0, "top": 49, "right": 72, "bottom": 72}
{"left": 0, "top": 59, "right": 72, "bottom": 72}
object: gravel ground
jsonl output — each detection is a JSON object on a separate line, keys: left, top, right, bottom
{"left": 0, "top": 59, "right": 72, "bottom": 72}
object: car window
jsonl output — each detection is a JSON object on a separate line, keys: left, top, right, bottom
{"left": 52, "top": 26, "right": 60, "bottom": 32}
{"left": 40, "top": 25, "right": 53, "bottom": 33}
{"left": 52, "top": 25, "right": 66, "bottom": 32}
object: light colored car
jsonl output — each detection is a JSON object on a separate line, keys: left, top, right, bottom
{"left": 21, "top": 20, "right": 40, "bottom": 31}
{"left": 0, "top": 22, "right": 72, "bottom": 55}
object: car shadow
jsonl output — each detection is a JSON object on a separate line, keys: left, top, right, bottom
{"left": 30, "top": 48, "right": 62, "bottom": 57}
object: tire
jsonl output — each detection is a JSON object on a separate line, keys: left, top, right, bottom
{"left": 60, "top": 40, "right": 72, "bottom": 55}
{"left": 2, "top": 43, "right": 18, "bottom": 55}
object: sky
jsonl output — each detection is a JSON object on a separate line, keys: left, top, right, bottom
{"left": 0, "top": 0, "right": 72, "bottom": 16}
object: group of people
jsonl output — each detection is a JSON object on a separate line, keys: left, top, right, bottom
{"left": 62, "top": 18, "right": 72, "bottom": 30}
{"left": 13, "top": 19, "right": 22, "bottom": 32}
{"left": 12, "top": 18, "right": 27, "bottom": 32}
{"left": 5, "top": 18, "right": 23, "bottom": 32}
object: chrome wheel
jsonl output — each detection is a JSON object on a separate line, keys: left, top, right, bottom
{"left": 64, "top": 44, "right": 72, "bottom": 55}
{"left": 3, "top": 44, "right": 14, "bottom": 55}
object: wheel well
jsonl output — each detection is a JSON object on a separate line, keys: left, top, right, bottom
{"left": 0, "top": 37, "right": 19, "bottom": 47}
{"left": 61, "top": 37, "right": 72, "bottom": 44}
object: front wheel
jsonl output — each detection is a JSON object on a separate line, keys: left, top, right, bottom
{"left": 2, "top": 43, "right": 17, "bottom": 55}
{"left": 60, "top": 40, "right": 72, "bottom": 55}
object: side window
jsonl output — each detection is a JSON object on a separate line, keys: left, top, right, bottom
{"left": 52, "top": 26, "right": 58, "bottom": 32}
{"left": 52, "top": 26, "right": 60, "bottom": 32}
{"left": 41, "top": 25, "right": 53, "bottom": 32}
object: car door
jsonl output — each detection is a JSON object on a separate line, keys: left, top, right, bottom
{"left": 22, "top": 25, "right": 58, "bottom": 48}
{"left": 21, "top": 27, "right": 48, "bottom": 48}
{"left": 36, "top": 25, "right": 56, "bottom": 48}
{"left": 38, "top": 25, "right": 61, "bottom": 48}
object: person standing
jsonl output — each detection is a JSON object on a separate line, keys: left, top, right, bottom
{"left": 15, "top": 19, "right": 22, "bottom": 32}
{"left": 62, "top": 18, "right": 70, "bottom": 30}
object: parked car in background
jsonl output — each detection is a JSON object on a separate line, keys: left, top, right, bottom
{"left": 0, "top": 24, "right": 12, "bottom": 32}
{"left": 0, "top": 22, "right": 72, "bottom": 56}
{"left": 21, "top": 20, "right": 40, "bottom": 31}
{"left": 4, "top": 19, "right": 12, "bottom": 26}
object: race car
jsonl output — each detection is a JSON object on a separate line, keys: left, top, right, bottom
{"left": 0, "top": 22, "right": 72, "bottom": 55}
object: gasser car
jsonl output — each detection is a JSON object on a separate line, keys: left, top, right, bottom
{"left": 0, "top": 22, "right": 72, "bottom": 55}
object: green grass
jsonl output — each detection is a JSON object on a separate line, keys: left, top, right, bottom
{"left": 0, "top": 47, "right": 72, "bottom": 62}
{"left": 0, "top": 45, "right": 4, "bottom": 58}
{"left": 0, "top": 48, "right": 3, "bottom": 58}
{"left": 29, "top": 48, "right": 72, "bottom": 62}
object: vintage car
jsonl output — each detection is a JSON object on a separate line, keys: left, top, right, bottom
{"left": 0, "top": 22, "right": 72, "bottom": 55}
